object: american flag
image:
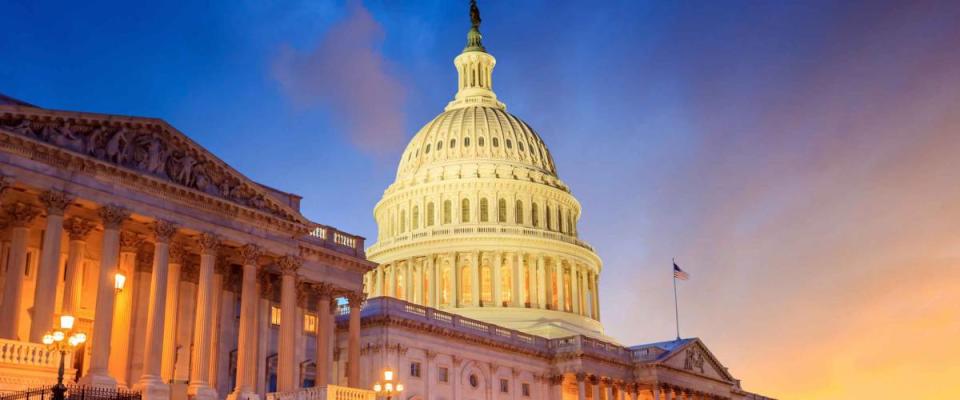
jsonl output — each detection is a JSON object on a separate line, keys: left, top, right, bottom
{"left": 673, "top": 262, "right": 689, "bottom": 280}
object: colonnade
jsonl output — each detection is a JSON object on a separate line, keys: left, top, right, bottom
{"left": 566, "top": 374, "right": 730, "bottom": 400}
{"left": 0, "top": 182, "right": 365, "bottom": 400}
{"left": 366, "top": 251, "right": 599, "bottom": 320}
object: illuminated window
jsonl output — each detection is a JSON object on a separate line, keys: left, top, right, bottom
{"left": 427, "top": 202, "right": 435, "bottom": 226}
{"left": 515, "top": 200, "right": 523, "bottom": 224}
{"left": 443, "top": 200, "right": 452, "bottom": 224}
{"left": 303, "top": 314, "right": 317, "bottom": 333}
{"left": 461, "top": 199, "right": 470, "bottom": 223}
{"left": 531, "top": 203, "right": 539, "bottom": 227}
{"left": 498, "top": 199, "right": 507, "bottom": 223}
{"left": 480, "top": 198, "right": 489, "bottom": 222}
{"left": 412, "top": 206, "right": 420, "bottom": 230}
{"left": 270, "top": 305, "right": 281, "bottom": 326}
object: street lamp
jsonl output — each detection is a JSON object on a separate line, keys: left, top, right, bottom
{"left": 372, "top": 369, "right": 403, "bottom": 400}
{"left": 114, "top": 273, "right": 127, "bottom": 293}
{"left": 42, "top": 314, "right": 87, "bottom": 400}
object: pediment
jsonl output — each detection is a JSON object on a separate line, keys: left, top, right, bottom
{"left": 661, "top": 340, "right": 735, "bottom": 382}
{"left": 0, "top": 107, "right": 304, "bottom": 224}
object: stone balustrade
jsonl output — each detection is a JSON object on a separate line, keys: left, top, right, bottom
{"left": 265, "top": 385, "right": 375, "bottom": 400}
{"left": 306, "top": 225, "right": 365, "bottom": 257}
{"left": 0, "top": 338, "right": 74, "bottom": 392}
{"left": 367, "top": 224, "right": 594, "bottom": 255}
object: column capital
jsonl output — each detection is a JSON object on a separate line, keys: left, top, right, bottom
{"left": 120, "top": 231, "right": 146, "bottom": 253}
{"left": 575, "top": 372, "right": 587, "bottom": 382}
{"left": 153, "top": 220, "right": 178, "bottom": 243}
{"left": 278, "top": 254, "right": 302, "bottom": 276}
{"left": 6, "top": 202, "right": 40, "bottom": 227}
{"left": 65, "top": 217, "right": 95, "bottom": 241}
{"left": 313, "top": 282, "right": 335, "bottom": 300}
{"left": 98, "top": 204, "right": 130, "bottom": 229}
{"left": 169, "top": 241, "right": 186, "bottom": 264}
{"left": 239, "top": 243, "right": 263, "bottom": 265}
{"left": 198, "top": 232, "right": 220, "bottom": 255}
{"left": 39, "top": 190, "right": 75, "bottom": 216}
{"left": 548, "top": 374, "right": 565, "bottom": 386}
{"left": 589, "top": 375, "right": 600, "bottom": 385}
{"left": 345, "top": 291, "right": 366, "bottom": 306}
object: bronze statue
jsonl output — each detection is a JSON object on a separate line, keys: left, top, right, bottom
{"left": 470, "top": 0, "right": 481, "bottom": 28}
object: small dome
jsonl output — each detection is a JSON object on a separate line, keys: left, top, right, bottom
{"left": 395, "top": 106, "right": 557, "bottom": 179}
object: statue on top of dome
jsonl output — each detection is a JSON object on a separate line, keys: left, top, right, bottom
{"left": 470, "top": 0, "right": 481, "bottom": 28}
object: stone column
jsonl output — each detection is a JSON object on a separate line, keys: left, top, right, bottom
{"left": 549, "top": 375, "right": 564, "bottom": 400}
{"left": 470, "top": 253, "right": 480, "bottom": 307}
{"left": 651, "top": 386, "right": 661, "bottom": 400}
{"left": 136, "top": 221, "right": 177, "bottom": 400}
{"left": 187, "top": 233, "right": 219, "bottom": 400}
{"left": 346, "top": 292, "right": 364, "bottom": 387}
{"left": 576, "top": 373, "right": 587, "bottom": 400}
{"left": 628, "top": 385, "right": 637, "bottom": 400}
{"left": 413, "top": 259, "right": 423, "bottom": 304}
{"left": 314, "top": 284, "right": 333, "bottom": 387}
{"left": 427, "top": 256, "right": 438, "bottom": 307}
{"left": 227, "top": 244, "right": 262, "bottom": 400}
{"left": 0, "top": 204, "right": 38, "bottom": 340}
{"left": 160, "top": 243, "right": 184, "bottom": 382}
{"left": 404, "top": 258, "right": 413, "bottom": 301}
{"left": 580, "top": 267, "right": 590, "bottom": 317}
{"left": 30, "top": 190, "right": 73, "bottom": 341}
{"left": 80, "top": 204, "right": 129, "bottom": 386}
{"left": 209, "top": 259, "right": 229, "bottom": 387}
{"left": 276, "top": 255, "right": 301, "bottom": 392}
{"left": 536, "top": 256, "right": 546, "bottom": 309}
{"left": 62, "top": 217, "right": 94, "bottom": 316}
{"left": 593, "top": 272, "right": 601, "bottom": 320}
{"left": 386, "top": 263, "right": 395, "bottom": 297}
{"left": 375, "top": 266, "right": 384, "bottom": 297}
{"left": 604, "top": 379, "right": 613, "bottom": 400}
{"left": 590, "top": 376, "right": 601, "bottom": 400}
{"left": 570, "top": 264, "right": 581, "bottom": 315}
{"left": 449, "top": 254, "right": 458, "bottom": 307}
{"left": 110, "top": 231, "right": 143, "bottom": 387}
{"left": 492, "top": 252, "right": 502, "bottom": 306}
{"left": 554, "top": 259, "right": 565, "bottom": 312}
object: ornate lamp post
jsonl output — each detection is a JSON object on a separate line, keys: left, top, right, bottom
{"left": 372, "top": 369, "right": 403, "bottom": 400}
{"left": 42, "top": 314, "right": 87, "bottom": 400}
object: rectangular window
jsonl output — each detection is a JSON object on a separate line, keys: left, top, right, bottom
{"left": 500, "top": 378, "right": 509, "bottom": 393}
{"left": 438, "top": 367, "right": 449, "bottom": 383}
{"left": 522, "top": 383, "right": 530, "bottom": 397}
{"left": 303, "top": 313, "right": 317, "bottom": 333}
{"left": 270, "top": 305, "right": 281, "bottom": 326}
{"left": 410, "top": 362, "right": 421, "bottom": 378}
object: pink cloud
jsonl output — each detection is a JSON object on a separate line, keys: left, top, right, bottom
{"left": 272, "top": 0, "right": 407, "bottom": 154}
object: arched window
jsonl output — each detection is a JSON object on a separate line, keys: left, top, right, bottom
{"left": 519, "top": 142, "right": 525, "bottom": 151}
{"left": 515, "top": 200, "right": 523, "bottom": 224}
{"left": 532, "top": 203, "right": 539, "bottom": 227}
{"left": 461, "top": 199, "right": 470, "bottom": 223}
{"left": 412, "top": 206, "right": 420, "bottom": 230}
{"left": 479, "top": 137, "right": 485, "bottom": 146}
{"left": 437, "top": 141, "right": 443, "bottom": 150}
{"left": 506, "top": 139, "right": 513, "bottom": 149}
{"left": 498, "top": 199, "right": 507, "bottom": 223}
{"left": 480, "top": 198, "right": 489, "bottom": 222}
{"left": 427, "top": 202, "right": 435, "bottom": 226}
{"left": 464, "top": 137, "right": 471, "bottom": 147}
{"left": 450, "top": 138, "right": 456, "bottom": 148}
{"left": 425, "top": 144, "right": 431, "bottom": 153}
{"left": 493, "top": 137, "right": 500, "bottom": 147}
{"left": 400, "top": 210, "right": 406, "bottom": 233}
{"left": 443, "top": 200, "right": 452, "bottom": 224}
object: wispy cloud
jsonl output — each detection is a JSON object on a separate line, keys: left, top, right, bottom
{"left": 272, "top": 0, "right": 407, "bottom": 154}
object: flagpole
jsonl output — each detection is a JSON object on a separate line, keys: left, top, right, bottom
{"left": 673, "top": 257, "right": 680, "bottom": 340}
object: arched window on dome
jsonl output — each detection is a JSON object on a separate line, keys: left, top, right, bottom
{"left": 498, "top": 199, "right": 507, "bottom": 223}
{"left": 412, "top": 206, "right": 420, "bottom": 230}
{"left": 506, "top": 139, "right": 513, "bottom": 149}
{"left": 450, "top": 138, "right": 456, "bottom": 148}
{"left": 461, "top": 199, "right": 470, "bottom": 223}
{"left": 532, "top": 203, "right": 539, "bottom": 227}
{"left": 464, "top": 137, "right": 471, "bottom": 147}
{"left": 427, "top": 202, "right": 435, "bottom": 227}
{"left": 400, "top": 210, "right": 406, "bottom": 233}
{"left": 546, "top": 205, "right": 552, "bottom": 230}
{"left": 479, "top": 137, "right": 485, "bottom": 147}
{"left": 479, "top": 198, "right": 489, "bottom": 222}
{"left": 443, "top": 200, "right": 452, "bottom": 224}
{"left": 493, "top": 138, "right": 500, "bottom": 147}
{"left": 425, "top": 144, "right": 431, "bottom": 154}
{"left": 437, "top": 141, "right": 443, "bottom": 150}
{"left": 515, "top": 200, "right": 523, "bottom": 224}
{"left": 518, "top": 142, "right": 525, "bottom": 152}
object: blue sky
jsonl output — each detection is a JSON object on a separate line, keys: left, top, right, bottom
{"left": 4, "top": 1, "right": 960, "bottom": 397}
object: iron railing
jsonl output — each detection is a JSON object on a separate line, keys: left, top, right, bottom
{"left": 0, "top": 385, "right": 141, "bottom": 400}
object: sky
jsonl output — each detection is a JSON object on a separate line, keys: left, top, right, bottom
{"left": 3, "top": 0, "right": 960, "bottom": 398}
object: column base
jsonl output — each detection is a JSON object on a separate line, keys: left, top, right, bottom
{"left": 187, "top": 383, "right": 217, "bottom": 400}
{"left": 136, "top": 376, "right": 171, "bottom": 400}
{"left": 79, "top": 371, "right": 118, "bottom": 388}
{"left": 225, "top": 390, "right": 260, "bottom": 400}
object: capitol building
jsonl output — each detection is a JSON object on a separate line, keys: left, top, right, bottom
{"left": 0, "top": 3, "right": 771, "bottom": 400}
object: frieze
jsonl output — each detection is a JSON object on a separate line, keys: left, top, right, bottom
{"left": 0, "top": 113, "right": 300, "bottom": 223}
